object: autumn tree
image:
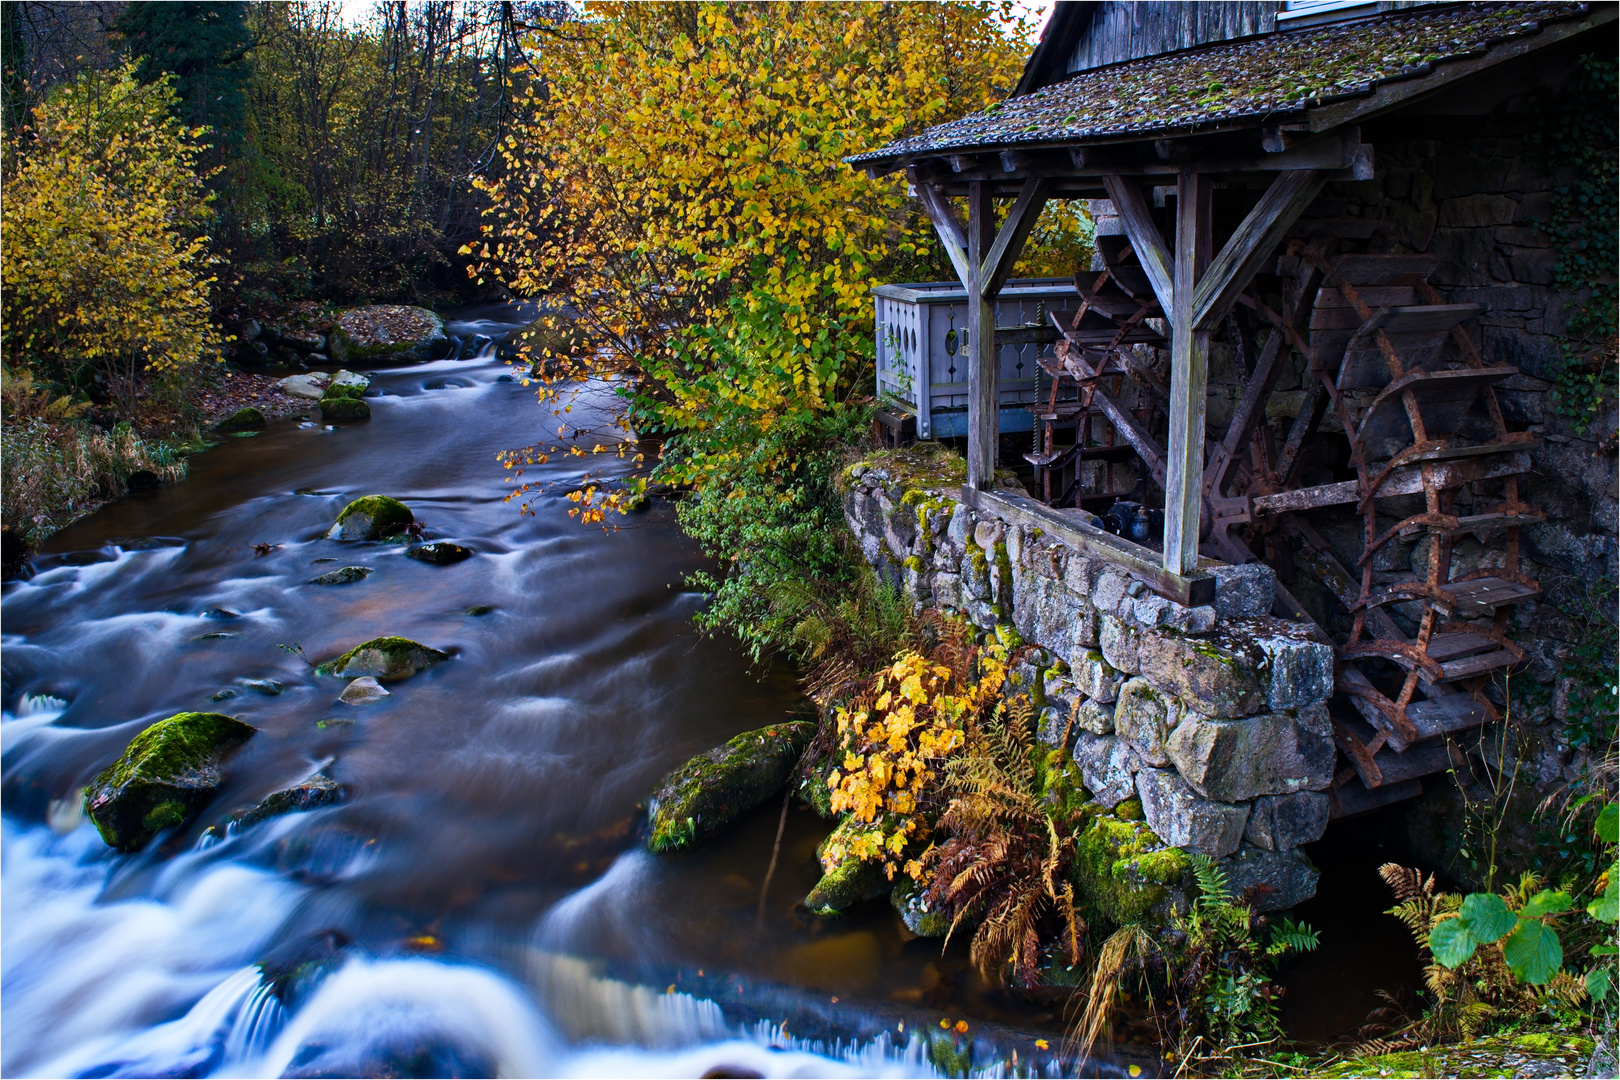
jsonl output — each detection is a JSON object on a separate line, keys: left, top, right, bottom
{"left": 2, "top": 62, "right": 222, "bottom": 409}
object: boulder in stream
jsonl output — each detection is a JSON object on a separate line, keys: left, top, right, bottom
{"left": 319, "top": 636, "right": 448, "bottom": 681}
{"left": 329, "top": 496, "right": 413, "bottom": 541}
{"left": 214, "top": 407, "right": 266, "bottom": 433}
{"left": 320, "top": 396, "right": 370, "bottom": 422}
{"left": 278, "top": 373, "right": 330, "bottom": 400}
{"left": 308, "top": 566, "right": 371, "bottom": 586}
{"left": 405, "top": 541, "right": 472, "bottom": 565}
{"left": 329, "top": 305, "right": 447, "bottom": 362}
{"left": 231, "top": 771, "right": 346, "bottom": 831}
{"left": 324, "top": 370, "right": 370, "bottom": 399}
{"left": 338, "top": 676, "right": 390, "bottom": 705}
{"left": 645, "top": 719, "right": 814, "bottom": 854}
{"left": 84, "top": 711, "right": 257, "bottom": 851}
{"left": 803, "top": 816, "right": 894, "bottom": 915}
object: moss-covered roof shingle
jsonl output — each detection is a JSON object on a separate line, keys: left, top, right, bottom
{"left": 849, "top": 2, "right": 1588, "bottom": 166}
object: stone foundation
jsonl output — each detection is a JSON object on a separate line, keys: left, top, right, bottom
{"left": 843, "top": 448, "right": 1335, "bottom": 910}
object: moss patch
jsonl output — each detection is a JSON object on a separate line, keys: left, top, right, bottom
{"left": 840, "top": 442, "right": 967, "bottom": 496}
{"left": 805, "top": 816, "right": 895, "bottom": 914}
{"left": 84, "top": 711, "right": 257, "bottom": 851}
{"left": 1315, "top": 1031, "right": 1598, "bottom": 1078}
{"left": 214, "top": 406, "right": 266, "bottom": 434}
{"left": 320, "top": 397, "right": 371, "bottom": 423}
{"left": 330, "top": 495, "right": 413, "bottom": 541}
{"left": 318, "top": 636, "right": 449, "bottom": 680}
{"left": 1070, "top": 808, "right": 1191, "bottom": 926}
{"left": 646, "top": 720, "right": 815, "bottom": 853}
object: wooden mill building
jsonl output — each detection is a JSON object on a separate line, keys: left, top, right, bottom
{"left": 849, "top": 0, "right": 1616, "bottom": 807}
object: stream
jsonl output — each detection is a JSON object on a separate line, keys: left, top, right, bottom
{"left": 0, "top": 306, "right": 1107, "bottom": 1079}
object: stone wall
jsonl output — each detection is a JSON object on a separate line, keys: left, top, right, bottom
{"left": 843, "top": 448, "right": 1336, "bottom": 910}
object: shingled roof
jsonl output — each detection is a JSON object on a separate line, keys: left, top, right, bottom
{"left": 849, "top": 1, "right": 1589, "bottom": 167}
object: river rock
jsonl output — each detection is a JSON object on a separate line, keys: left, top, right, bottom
{"left": 329, "top": 305, "right": 447, "bottom": 361}
{"left": 308, "top": 566, "right": 371, "bottom": 586}
{"left": 338, "top": 676, "right": 390, "bottom": 705}
{"left": 329, "top": 496, "right": 413, "bottom": 541}
{"left": 405, "top": 542, "right": 472, "bottom": 565}
{"left": 645, "top": 719, "right": 814, "bottom": 853}
{"left": 278, "top": 373, "right": 330, "bottom": 400}
{"left": 804, "top": 817, "right": 894, "bottom": 915}
{"left": 84, "top": 711, "right": 257, "bottom": 851}
{"left": 891, "top": 876, "right": 950, "bottom": 937}
{"left": 319, "top": 637, "right": 448, "bottom": 681}
{"left": 320, "top": 397, "right": 370, "bottom": 422}
{"left": 214, "top": 406, "right": 267, "bottom": 433}
{"left": 213, "top": 771, "right": 346, "bottom": 839}
{"left": 324, "top": 370, "right": 370, "bottom": 399}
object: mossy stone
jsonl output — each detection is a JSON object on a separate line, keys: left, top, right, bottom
{"left": 320, "top": 397, "right": 370, "bottom": 423}
{"left": 1070, "top": 808, "right": 1192, "bottom": 926}
{"left": 891, "top": 876, "right": 951, "bottom": 936}
{"left": 318, "top": 636, "right": 448, "bottom": 681}
{"left": 308, "top": 566, "right": 371, "bottom": 586}
{"left": 329, "top": 495, "right": 413, "bottom": 541}
{"left": 330, "top": 305, "right": 446, "bottom": 361}
{"left": 405, "top": 542, "right": 472, "bottom": 565}
{"left": 805, "top": 853, "right": 892, "bottom": 915}
{"left": 214, "top": 406, "right": 266, "bottom": 434}
{"left": 84, "top": 711, "right": 258, "bottom": 851}
{"left": 645, "top": 719, "right": 814, "bottom": 854}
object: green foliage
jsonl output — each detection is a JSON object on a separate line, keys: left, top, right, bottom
{"left": 117, "top": 1, "right": 253, "bottom": 153}
{"left": 1526, "top": 52, "right": 1618, "bottom": 431}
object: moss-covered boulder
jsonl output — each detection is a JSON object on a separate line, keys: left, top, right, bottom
{"left": 804, "top": 816, "right": 895, "bottom": 915}
{"left": 645, "top": 720, "right": 814, "bottom": 853}
{"left": 324, "top": 370, "right": 370, "bottom": 399}
{"left": 329, "top": 305, "right": 446, "bottom": 361}
{"left": 891, "top": 876, "right": 951, "bottom": 937}
{"left": 214, "top": 406, "right": 266, "bottom": 433}
{"left": 405, "top": 541, "right": 472, "bottom": 565}
{"left": 318, "top": 636, "right": 448, "bottom": 681}
{"left": 1070, "top": 804, "right": 1192, "bottom": 926}
{"left": 329, "top": 496, "right": 413, "bottom": 541}
{"left": 84, "top": 712, "right": 258, "bottom": 851}
{"left": 320, "top": 396, "right": 370, "bottom": 422}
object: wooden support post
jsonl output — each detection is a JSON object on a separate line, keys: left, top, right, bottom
{"left": 967, "top": 181, "right": 997, "bottom": 489}
{"left": 1163, "top": 172, "right": 1212, "bottom": 575}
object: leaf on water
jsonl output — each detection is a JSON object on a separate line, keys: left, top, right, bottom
{"left": 1502, "top": 919, "right": 1562, "bottom": 985}
{"left": 1459, "top": 892, "right": 1517, "bottom": 943}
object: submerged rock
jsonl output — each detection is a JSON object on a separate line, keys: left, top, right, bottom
{"left": 84, "top": 711, "right": 257, "bottom": 851}
{"left": 405, "top": 541, "right": 472, "bottom": 565}
{"left": 238, "top": 678, "right": 284, "bottom": 696}
{"left": 645, "top": 719, "right": 814, "bottom": 854}
{"left": 329, "top": 496, "right": 413, "bottom": 541}
{"left": 320, "top": 396, "right": 371, "bottom": 422}
{"left": 319, "top": 636, "right": 449, "bottom": 681}
{"left": 329, "top": 305, "right": 447, "bottom": 362}
{"left": 257, "top": 929, "right": 352, "bottom": 1007}
{"left": 214, "top": 406, "right": 267, "bottom": 433}
{"left": 308, "top": 565, "right": 371, "bottom": 586}
{"left": 338, "top": 676, "right": 390, "bottom": 705}
{"left": 233, "top": 771, "right": 346, "bottom": 832}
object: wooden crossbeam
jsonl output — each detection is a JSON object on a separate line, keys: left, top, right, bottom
{"left": 1101, "top": 176, "right": 1175, "bottom": 315}
{"left": 916, "top": 183, "right": 972, "bottom": 289}
{"left": 981, "top": 178, "right": 1051, "bottom": 298}
{"left": 1191, "top": 170, "right": 1328, "bottom": 330}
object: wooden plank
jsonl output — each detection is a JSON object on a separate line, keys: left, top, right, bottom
{"left": 1191, "top": 169, "right": 1328, "bottom": 330}
{"left": 1163, "top": 171, "right": 1211, "bottom": 576}
{"left": 916, "top": 184, "right": 972, "bottom": 289}
{"left": 980, "top": 178, "right": 1051, "bottom": 298}
{"left": 1102, "top": 175, "right": 1176, "bottom": 315}
{"left": 1359, "top": 304, "right": 1482, "bottom": 337}
{"left": 1330, "top": 778, "right": 1423, "bottom": 819}
{"left": 1435, "top": 649, "right": 1519, "bottom": 682}
{"left": 1253, "top": 450, "right": 1533, "bottom": 513}
{"left": 961, "top": 485, "right": 1216, "bottom": 608}
{"left": 1356, "top": 365, "right": 1517, "bottom": 443}
{"left": 966, "top": 181, "right": 997, "bottom": 491}
{"left": 1329, "top": 254, "right": 1438, "bottom": 287}
{"left": 1441, "top": 576, "right": 1539, "bottom": 611}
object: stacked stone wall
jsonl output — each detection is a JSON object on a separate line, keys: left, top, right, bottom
{"left": 844, "top": 457, "right": 1336, "bottom": 909}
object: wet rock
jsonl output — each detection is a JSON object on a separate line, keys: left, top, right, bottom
{"left": 338, "top": 676, "right": 390, "bottom": 705}
{"left": 1165, "top": 707, "right": 1335, "bottom": 802}
{"left": 1072, "top": 732, "right": 1140, "bottom": 809}
{"left": 211, "top": 688, "right": 239, "bottom": 702}
{"left": 406, "top": 541, "right": 472, "bottom": 565}
{"left": 646, "top": 719, "right": 815, "bottom": 853}
{"left": 1218, "top": 844, "right": 1321, "bottom": 911}
{"left": 257, "top": 929, "right": 351, "bottom": 1007}
{"left": 231, "top": 771, "right": 345, "bottom": 832}
{"left": 214, "top": 406, "right": 267, "bottom": 434}
{"left": 805, "top": 819, "right": 893, "bottom": 915}
{"left": 324, "top": 370, "right": 370, "bottom": 399}
{"left": 329, "top": 495, "right": 413, "bottom": 541}
{"left": 464, "top": 605, "right": 495, "bottom": 616}
{"left": 1134, "top": 767, "right": 1248, "bottom": 858}
{"left": 329, "top": 305, "right": 447, "bottom": 362}
{"left": 320, "top": 396, "right": 370, "bottom": 422}
{"left": 278, "top": 372, "right": 330, "bottom": 400}
{"left": 308, "top": 566, "right": 371, "bottom": 586}
{"left": 1243, "top": 791, "right": 1331, "bottom": 852}
{"left": 203, "top": 607, "right": 241, "bottom": 620}
{"left": 891, "top": 876, "right": 950, "bottom": 937}
{"left": 319, "top": 636, "right": 448, "bottom": 681}
{"left": 84, "top": 711, "right": 258, "bottom": 851}
{"left": 1, "top": 527, "right": 31, "bottom": 581}
{"left": 239, "top": 678, "right": 284, "bottom": 696}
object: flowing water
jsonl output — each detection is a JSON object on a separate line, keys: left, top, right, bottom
{"left": 1, "top": 307, "right": 1105, "bottom": 1079}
